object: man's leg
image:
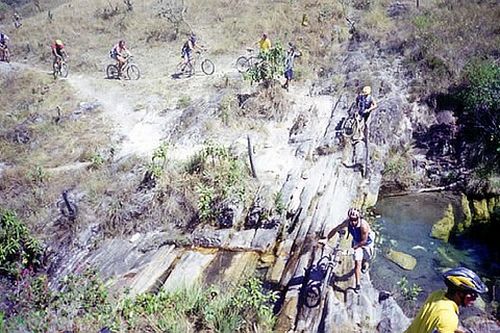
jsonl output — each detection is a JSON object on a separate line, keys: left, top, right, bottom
{"left": 353, "top": 247, "right": 363, "bottom": 290}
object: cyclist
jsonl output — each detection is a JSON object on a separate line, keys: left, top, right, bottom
{"left": 0, "top": 32, "right": 10, "bottom": 62}
{"left": 319, "top": 207, "right": 375, "bottom": 292}
{"left": 257, "top": 33, "right": 271, "bottom": 54}
{"left": 405, "top": 267, "right": 487, "bottom": 333}
{"left": 356, "top": 85, "right": 377, "bottom": 123}
{"left": 110, "top": 40, "right": 130, "bottom": 78}
{"left": 283, "top": 43, "right": 301, "bottom": 91}
{"left": 51, "top": 39, "right": 68, "bottom": 68}
{"left": 13, "top": 12, "right": 22, "bottom": 29}
{"left": 180, "top": 33, "right": 203, "bottom": 68}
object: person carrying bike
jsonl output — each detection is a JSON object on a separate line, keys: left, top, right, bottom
{"left": 110, "top": 40, "right": 130, "bottom": 78}
{"left": 0, "top": 32, "right": 10, "bottom": 62}
{"left": 51, "top": 39, "right": 68, "bottom": 68}
{"left": 180, "top": 33, "right": 203, "bottom": 67}
{"left": 356, "top": 85, "right": 377, "bottom": 123}
{"left": 319, "top": 207, "right": 375, "bottom": 292}
{"left": 257, "top": 33, "right": 271, "bottom": 54}
{"left": 405, "top": 267, "right": 487, "bottom": 333}
{"left": 283, "top": 43, "right": 301, "bottom": 91}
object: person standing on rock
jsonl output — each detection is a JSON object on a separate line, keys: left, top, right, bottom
{"left": 405, "top": 267, "right": 488, "bottom": 333}
{"left": 319, "top": 207, "right": 375, "bottom": 292}
{"left": 356, "top": 85, "right": 377, "bottom": 124}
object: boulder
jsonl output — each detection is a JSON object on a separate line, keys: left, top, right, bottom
{"left": 385, "top": 248, "right": 417, "bottom": 270}
{"left": 431, "top": 203, "right": 454, "bottom": 242}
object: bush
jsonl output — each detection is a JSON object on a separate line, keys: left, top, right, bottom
{"left": 245, "top": 42, "right": 285, "bottom": 86}
{"left": 0, "top": 210, "right": 43, "bottom": 278}
{"left": 456, "top": 59, "right": 500, "bottom": 170}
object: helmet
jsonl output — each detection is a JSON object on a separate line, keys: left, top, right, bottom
{"left": 348, "top": 208, "right": 361, "bottom": 219}
{"left": 55, "top": 39, "right": 63, "bottom": 46}
{"left": 443, "top": 267, "right": 488, "bottom": 294}
{"left": 362, "top": 86, "right": 371, "bottom": 95}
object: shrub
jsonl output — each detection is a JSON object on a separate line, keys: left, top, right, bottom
{"left": 396, "top": 276, "right": 422, "bottom": 302}
{"left": 245, "top": 42, "right": 286, "bottom": 86}
{"left": 186, "top": 141, "right": 249, "bottom": 223}
{"left": 456, "top": 59, "right": 500, "bottom": 169}
{"left": 0, "top": 210, "right": 43, "bottom": 278}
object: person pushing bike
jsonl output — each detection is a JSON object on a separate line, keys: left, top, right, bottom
{"left": 181, "top": 33, "right": 203, "bottom": 67}
{"left": 0, "top": 32, "right": 10, "bottom": 62}
{"left": 405, "top": 267, "right": 487, "bottom": 333}
{"left": 51, "top": 39, "right": 68, "bottom": 68}
{"left": 110, "top": 40, "right": 130, "bottom": 78}
{"left": 319, "top": 207, "right": 375, "bottom": 292}
{"left": 356, "top": 85, "right": 377, "bottom": 124}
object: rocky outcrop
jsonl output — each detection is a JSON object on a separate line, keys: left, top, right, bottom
{"left": 431, "top": 203, "right": 455, "bottom": 241}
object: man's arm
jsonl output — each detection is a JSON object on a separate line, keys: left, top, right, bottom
{"left": 366, "top": 97, "right": 377, "bottom": 113}
{"left": 323, "top": 220, "right": 348, "bottom": 240}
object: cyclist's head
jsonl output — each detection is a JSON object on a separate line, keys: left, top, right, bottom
{"left": 262, "top": 33, "right": 268, "bottom": 39}
{"left": 443, "top": 267, "right": 487, "bottom": 294}
{"left": 347, "top": 208, "right": 361, "bottom": 221}
{"left": 119, "top": 40, "right": 126, "bottom": 47}
{"left": 362, "top": 86, "right": 371, "bottom": 95}
{"left": 55, "top": 39, "right": 63, "bottom": 46}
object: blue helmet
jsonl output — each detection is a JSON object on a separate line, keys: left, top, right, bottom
{"left": 443, "top": 267, "right": 488, "bottom": 294}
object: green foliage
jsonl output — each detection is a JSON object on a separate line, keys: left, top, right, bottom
{"left": 456, "top": 59, "right": 500, "bottom": 169}
{"left": 0, "top": 210, "right": 43, "bottom": 278}
{"left": 27, "top": 165, "right": 49, "bottom": 184}
{"left": 119, "top": 277, "right": 277, "bottom": 333}
{"left": 245, "top": 42, "right": 285, "bottom": 86}
{"left": 177, "top": 95, "right": 192, "bottom": 109}
{"left": 396, "top": 276, "right": 422, "bottom": 302}
{"left": 187, "top": 141, "right": 249, "bottom": 223}
{"left": 89, "top": 151, "right": 105, "bottom": 169}
{"left": 382, "top": 146, "right": 418, "bottom": 190}
{"left": 148, "top": 142, "right": 169, "bottom": 178}
{"left": 274, "top": 191, "right": 285, "bottom": 215}
{"left": 2, "top": 268, "right": 115, "bottom": 332}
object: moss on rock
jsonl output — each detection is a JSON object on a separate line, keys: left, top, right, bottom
{"left": 472, "top": 199, "right": 490, "bottom": 222}
{"left": 431, "top": 203, "right": 455, "bottom": 242}
{"left": 384, "top": 248, "right": 417, "bottom": 270}
{"left": 456, "top": 194, "right": 472, "bottom": 234}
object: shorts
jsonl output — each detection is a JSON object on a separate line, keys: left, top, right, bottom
{"left": 284, "top": 68, "right": 293, "bottom": 80}
{"left": 353, "top": 243, "right": 373, "bottom": 261}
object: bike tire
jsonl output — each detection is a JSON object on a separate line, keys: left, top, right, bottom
{"left": 236, "top": 56, "right": 249, "bottom": 73}
{"left": 60, "top": 63, "right": 69, "bottom": 78}
{"left": 247, "top": 56, "right": 259, "bottom": 68}
{"left": 127, "top": 64, "right": 141, "bottom": 80}
{"left": 343, "top": 116, "right": 356, "bottom": 138}
{"left": 305, "top": 283, "right": 321, "bottom": 308}
{"left": 106, "top": 64, "right": 119, "bottom": 79}
{"left": 201, "top": 59, "right": 215, "bottom": 75}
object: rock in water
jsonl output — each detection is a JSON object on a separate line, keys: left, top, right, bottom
{"left": 385, "top": 248, "right": 417, "bottom": 270}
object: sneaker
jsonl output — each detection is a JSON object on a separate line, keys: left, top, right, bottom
{"left": 354, "top": 284, "right": 360, "bottom": 293}
{"left": 361, "top": 261, "right": 370, "bottom": 274}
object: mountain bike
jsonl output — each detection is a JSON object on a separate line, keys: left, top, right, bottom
{"left": 236, "top": 48, "right": 259, "bottom": 73}
{"left": 342, "top": 102, "right": 365, "bottom": 142}
{"left": 176, "top": 50, "right": 215, "bottom": 77}
{"left": 53, "top": 56, "right": 69, "bottom": 79}
{"left": 106, "top": 56, "right": 140, "bottom": 80}
{"left": 304, "top": 232, "right": 347, "bottom": 308}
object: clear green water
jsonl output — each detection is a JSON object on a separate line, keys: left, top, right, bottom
{"left": 370, "top": 192, "right": 499, "bottom": 309}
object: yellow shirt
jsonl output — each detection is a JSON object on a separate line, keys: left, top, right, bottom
{"left": 258, "top": 38, "right": 271, "bottom": 52}
{"left": 405, "top": 290, "right": 459, "bottom": 333}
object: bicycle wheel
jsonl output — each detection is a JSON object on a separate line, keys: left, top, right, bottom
{"left": 127, "top": 64, "right": 141, "bottom": 80}
{"left": 106, "top": 64, "right": 119, "bottom": 79}
{"left": 60, "top": 62, "right": 69, "bottom": 78}
{"left": 305, "top": 283, "right": 321, "bottom": 308}
{"left": 201, "top": 59, "right": 215, "bottom": 75}
{"left": 247, "top": 56, "right": 259, "bottom": 68}
{"left": 236, "top": 56, "right": 249, "bottom": 73}
{"left": 343, "top": 116, "right": 356, "bottom": 138}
